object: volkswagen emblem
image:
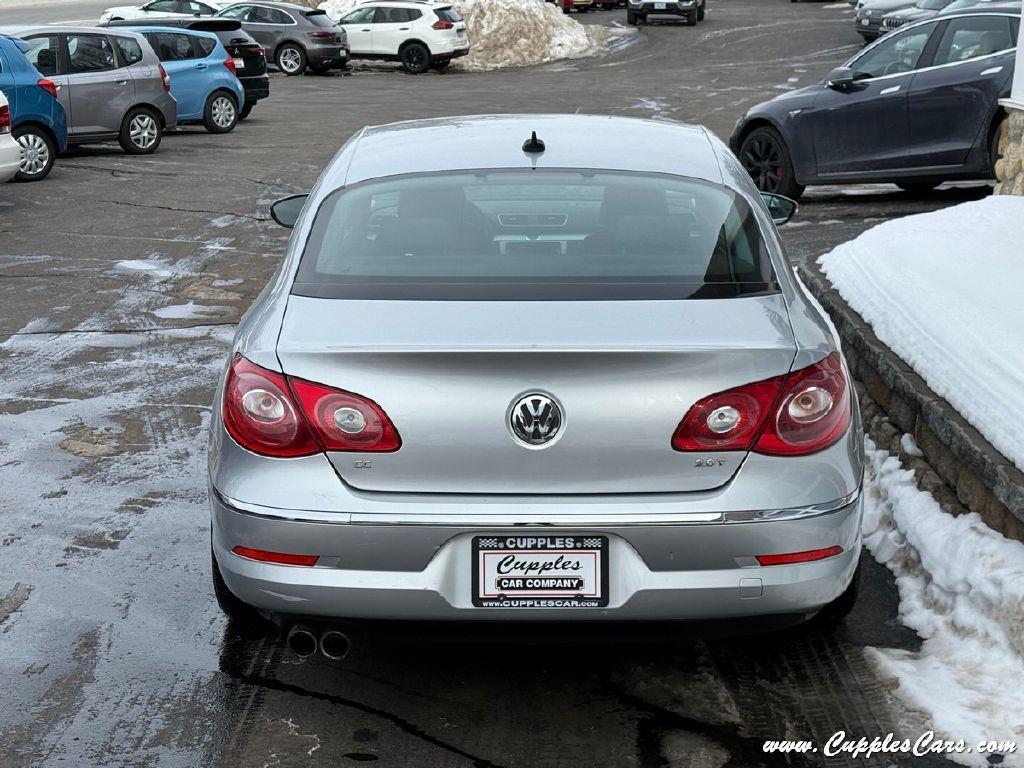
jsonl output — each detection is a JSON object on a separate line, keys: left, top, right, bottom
{"left": 509, "top": 393, "right": 563, "bottom": 448}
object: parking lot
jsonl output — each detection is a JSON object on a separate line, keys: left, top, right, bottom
{"left": 0, "top": 1, "right": 998, "bottom": 766}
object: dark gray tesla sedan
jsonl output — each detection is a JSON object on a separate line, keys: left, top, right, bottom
{"left": 730, "top": 9, "right": 1019, "bottom": 199}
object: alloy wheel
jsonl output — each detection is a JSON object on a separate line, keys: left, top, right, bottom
{"left": 403, "top": 47, "right": 426, "bottom": 71}
{"left": 16, "top": 133, "right": 49, "bottom": 177}
{"left": 212, "top": 96, "right": 236, "bottom": 129}
{"left": 279, "top": 48, "right": 302, "bottom": 74}
{"left": 130, "top": 114, "right": 158, "bottom": 150}
{"left": 741, "top": 134, "right": 783, "bottom": 192}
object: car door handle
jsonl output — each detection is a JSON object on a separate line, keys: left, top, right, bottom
{"left": 399, "top": 26, "right": 409, "bottom": 30}
{"left": 115, "top": 78, "right": 129, "bottom": 85}
{"left": 196, "top": 62, "right": 208, "bottom": 69}
{"left": 980, "top": 66, "right": 1003, "bottom": 76}
{"left": 361, "top": 27, "right": 370, "bottom": 31}
{"left": 879, "top": 85, "right": 901, "bottom": 95}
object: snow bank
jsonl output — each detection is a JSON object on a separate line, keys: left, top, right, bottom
{"left": 863, "top": 440, "right": 1024, "bottom": 766}
{"left": 818, "top": 196, "right": 1024, "bottom": 471}
{"left": 318, "top": 0, "right": 630, "bottom": 71}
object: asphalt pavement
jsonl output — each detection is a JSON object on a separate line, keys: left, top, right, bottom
{"left": 0, "top": 2, "right": 991, "bottom": 766}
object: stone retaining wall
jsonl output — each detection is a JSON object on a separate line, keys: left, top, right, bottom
{"left": 995, "top": 108, "right": 1024, "bottom": 196}
{"left": 797, "top": 260, "right": 1024, "bottom": 544}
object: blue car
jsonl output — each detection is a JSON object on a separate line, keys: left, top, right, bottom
{"left": 135, "top": 27, "right": 244, "bottom": 134}
{"left": 0, "top": 34, "right": 68, "bottom": 182}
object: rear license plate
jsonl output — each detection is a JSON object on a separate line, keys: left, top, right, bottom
{"left": 233, "top": 57, "right": 245, "bottom": 69}
{"left": 472, "top": 535, "right": 608, "bottom": 608}
{"left": 861, "top": 17, "right": 870, "bottom": 24}
{"left": 655, "top": 2, "right": 666, "bottom": 8}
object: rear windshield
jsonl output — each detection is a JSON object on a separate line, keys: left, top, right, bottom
{"left": 293, "top": 170, "right": 777, "bottom": 301}
{"left": 435, "top": 8, "right": 462, "bottom": 22}
{"left": 305, "top": 10, "right": 337, "bottom": 26}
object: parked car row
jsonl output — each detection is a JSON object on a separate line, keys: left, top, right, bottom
{"left": 0, "top": 21, "right": 252, "bottom": 182}
{"left": 101, "top": 0, "right": 471, "bottom": 76}
{"left": 854, "top": 0, "right": 1019, "bottom": 41}
{"left": 731, "top": 7, "right": 1020, "bottom": 199}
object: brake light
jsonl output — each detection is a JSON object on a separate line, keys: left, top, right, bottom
{"left": 223, "top": 357, "right": 319, "bottom": 457}
{"left": 0, "top": 105, "right": 9, "bottom": 135}
{"left": 756, "top": 546, "right": 843, "bottom": 566}
{"left": 158, "top": 63, "right": 171, "bottom": 92}
{"left": 432, "top": 19, "right": 454, "bottom": 29}
{"left": 671, "top": 353, "right": 850, "bottom": 456}
{"left": 224, "top": 57, "right": 236, "bottom": 74}
{"left": 289, "top": 376, "right": 401, "bottom": 452}
{"left": 222, "top": 356, "right": 401, "bottom": 457}
{"left": 306, "top": 30, "right": 335, "bottom": 39}
{"left": 232, "top": 546, "right": 318, "bottom": 566}
{"left": 37, "top": 78, "right": 58, "bottom": 98}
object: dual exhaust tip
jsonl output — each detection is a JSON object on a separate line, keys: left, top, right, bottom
{"left": 286, "top": 624, "right": 351, "bottom": 661}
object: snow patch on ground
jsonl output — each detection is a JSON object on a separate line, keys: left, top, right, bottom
{"left": 863, "top": 440, "right": 1024, "bottom": 766}
{"left": 150, "top": 302, "right": 228, "bottom": 320}
{"left": 819, "top": 196, "right": 1024, "bottom": 470}
{"left": 319, "top": 0, "right": 632, "bottom": 71}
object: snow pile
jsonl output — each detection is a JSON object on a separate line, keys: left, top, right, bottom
{"left": 318, "top": 0, "right": 629, "bottom": 71}
{"left": 819, "top": 196, "right": 1024, "bottom": 470}
{"left": 862, "top": 441, "right": 1024, "bottom": 765}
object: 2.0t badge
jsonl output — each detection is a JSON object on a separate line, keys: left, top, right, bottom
{"left": 509, "top": 393, "right": 563, "bottom": 448}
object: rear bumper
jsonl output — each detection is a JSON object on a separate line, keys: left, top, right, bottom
{"left": 630, "top": 0, "right": 696, "bottom": 14}
{"left": 240, "top": 74, "right": 270, "bottom": 104}
{"left": 307, "top": 45, "right": 348, "bottom": 65}
{"left": 0, "top": 134, "right": 20, "bottom": 183}
{"left": 211, "top": 488, "right": 862, "bottom": 622}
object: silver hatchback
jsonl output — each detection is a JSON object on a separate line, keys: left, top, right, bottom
{"left": 0, "top": 26, "right": 177, "bottom": 154}
{"left": 209, "top": 115, "right": 863, "bottom": 646}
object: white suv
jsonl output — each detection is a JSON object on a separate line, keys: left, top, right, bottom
{"left": 336, "top": 0, "right": 469, "bottom": 74}
{"left": 0, "top": 92, "right": 21, "bottom": 184}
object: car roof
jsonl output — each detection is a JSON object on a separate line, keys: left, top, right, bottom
{"left": 0, "top": 25, "right": 148, "bottom": 38}
{"left": 223, "top": 1, "right": 319, "bottom": 10}
{"left": 331, "top": 114, "right": 724, "bottom": 189}
{"left": 130, "top": 25, "right": 220, "bottom": 39}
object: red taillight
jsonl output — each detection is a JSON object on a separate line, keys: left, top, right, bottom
{"left": 37, "top": 78, "right": 58, "bottom": 98}
{"left": 671, "top": 352, "right": 850, "bottom": 456}
{"left": 158, "top": 63, "right": 171, "bottom": 92}
{"left": 306, "top": 30, "right": 335, "bottom": 39}
{"left": 289, "top": 377, "right": 401, "bottom": 453}
{"left": 432, "top": 19, "right": 454, "bottom": 29}
{"left": 756, "top": 546, "right": 843, "bottom": 566}
{"left": 754, "top": 353, "right": 851, "bottom": 456}
{"left": 222, "top": 356, "right": 401, "bottom": 457}
{"left": 0, "top": 105, "right": 9, "bottom": 135}
{"left": 224, "top": 57, "right": 236, "bottom": 74}
{"left": 232, "top": 546, "right": 318, "bottom": 566}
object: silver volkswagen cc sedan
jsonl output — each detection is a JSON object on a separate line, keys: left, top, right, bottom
{"left": 209, "top": 114, "right": 864, "bottom": 656}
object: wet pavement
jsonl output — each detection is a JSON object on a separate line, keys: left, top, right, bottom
{"left": 0, "top": 1, "right": 992, "bottom": 766}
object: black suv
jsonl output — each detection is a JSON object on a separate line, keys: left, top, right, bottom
{"left": 104, "top": 17, "right": 269, "bottom": 119}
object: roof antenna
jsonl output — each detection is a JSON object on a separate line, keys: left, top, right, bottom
{"left": 522, "top": 131, "right": 545, "bottom": 154}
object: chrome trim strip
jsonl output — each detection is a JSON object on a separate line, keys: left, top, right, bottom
{"left": 213, "top": 487, "right": 861, "bottom": 527}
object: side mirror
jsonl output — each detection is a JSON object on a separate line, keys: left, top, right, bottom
{"left": 825, "top": 66, "right": 856, "bottom": 91}
{"left": 761, "top": 192, "right": 798, "bottom": 226}
{"left": 270, "top": 193, "right": 308, "bottom": 228}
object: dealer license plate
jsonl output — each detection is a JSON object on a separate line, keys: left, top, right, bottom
{"left": 233, "top": 57, "right": 245, "bottom": 69}
{"left": 472, "top": 535, "right": 608, "bottom": 608}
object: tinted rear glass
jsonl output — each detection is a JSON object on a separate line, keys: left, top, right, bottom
{"left": 293, "top": 170, "right": 778, "bottom": 301}
{"left": 305, "top": 10, "right": 337, "bottom": 26}
{"left": 435, "top": 8, "right": 462, "bottom": 21}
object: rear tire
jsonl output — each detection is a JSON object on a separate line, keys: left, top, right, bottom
{"left": 400, "top": 42, "right": 430, "bottom": 74}
{"left": 432, "top": 59, "right": 451, "bottom": 70}
{"left": 202, "top": 90, "right": 238, "bottom": 134}
{"left": 685, "top": 9, "right": 697, "bottom": 25}
{"left": 212, "top": 547, "right": 261, "bottom": 624}
{"left": 812, "top": 558, "right": 861, "bottom": 626}
{"left": 238, "top": 102, "right": 254, "bottom": 121}
{"left": 627, "top": 9, "right": 639, "bottom": 23}
{"left": 118, "top": 107, "right": 162, "bottom": 155}
{"left": 990, "top": 114, "right": 1006, "bottom": 177}
{"left": 12, "top": 125, "right": 55, "bottom": 182}
{"left": 738, "top": 125, "right": 804, "bottom": 200}
{"left": 697, "top": 1, "right": 705, "bottom": 20}
{"left": 276, "top": 43, "right": 307, "bottom": 76}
